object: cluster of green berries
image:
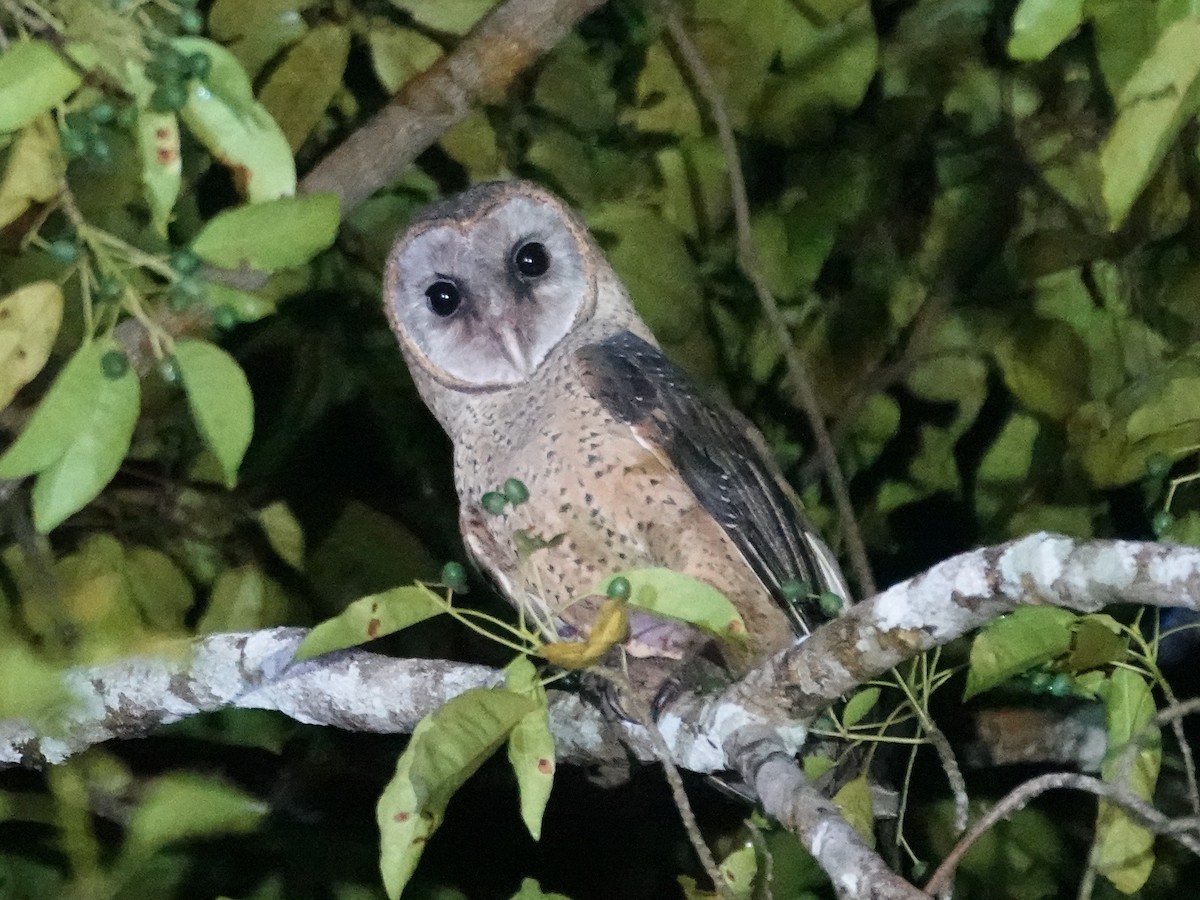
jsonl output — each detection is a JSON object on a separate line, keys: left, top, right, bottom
{"left": 147, "top": 41, "right": 210, "bottom": 113}
{"left": 481, "top": 478, "right": 531, "bottom": 515}
{"left": 1144, "top": 452, "right": 1175, "bottom": 537}
{"left": 60, "top": 101, "right": 133, "bottom": 164}
{"left": 779, "top": 578, "right": 844, "bottom": 617}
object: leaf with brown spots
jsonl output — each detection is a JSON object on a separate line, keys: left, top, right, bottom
{"left": 294, "top": 583, "right": 446, "bottom": 661}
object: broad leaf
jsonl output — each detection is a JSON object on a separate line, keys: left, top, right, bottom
{"left": 122, "top": 773, "right": 266, "bottom": 861}
{"left": 258, "top": 24, "right": 350, "bottom": 151}
{"left": 174, "top": 37, "right": 296, "bottom": 200}
{"left": 295, "top": 584, "right": 447, "bottom": 660}
{"left": 1100, "top": 18, "right": 1200, "bottom": 230}
{"left": 1007, "top": 0, "right": 1085, "bottom": 61}
{"left": 598, "top": 569, "right": 748, "bottom": 642}
{"left": 191, "top": 194, "right": 340, "bottom": 271}
{"left": 505, "top": 657, "right": 555, "bottom": 841}
{"left": 0, "top": 42, "right": 82, "bottom": 133}
{"left": 135, "top": 111, "right": 182, "bottom": 237}
{"left": 377, "top": 688, "right": 535, "bottom": 899}
{"left": 0, "top": 115, "right": 63, "bottom": 231}
{"left": 1095, "top": 668, "right": 1161, "bottom": 893}
{"left": 174, "top": 340, "right": 254, "bottom": 488}
{"left": 0, "top": 281, "right": 63, "bottom": 410}
{"left": 964, "top": 606, "right": 1076, "bottom": 699}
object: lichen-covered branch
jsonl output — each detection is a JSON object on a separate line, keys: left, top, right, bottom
{"left": 300, "top": 0, "right": 607, "bottom": 213}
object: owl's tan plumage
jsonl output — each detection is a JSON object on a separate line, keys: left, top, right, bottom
{"left": 384, "top": 180, "right": 847, "bottom": 706}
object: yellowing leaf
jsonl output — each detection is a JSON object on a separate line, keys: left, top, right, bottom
{"left": 0, "top": 42, "right": 82, "bottom": 133}
{"left": 833, "top": 775, "right": 875, "bottom": 846}
{"left": 599, "top": 569, "right": 748, "bottom": 642}
{"left": 257, "top": 501, "right": 305, "bottom": 570}
{"left": 0, "top": 281, "right": 63, "bottom": 410}
{"left": 538, "top": 598, "right": 629, "bottom": 669}
{"left": 377, "top": 688, "right": 535, "bottom": 899}
{"left": 505, "top": 656, "right": 555, "bottom": 841}
{"left": 197, "top": 565, "right": 289, "bottom": 632}
{"left": 135, "top": 111, "right": 182, "bottom": 237}
{"left": 191, "top": 194, "right": 340, "bottom": 271}
{"left": 0, "top": 115, "right": 63, "bottom": 230}
{"left": 174, "top": 37, "right": 296, "bottom": 201}
{"left": 258, "top": 24, "right": 350, "bottom": 151}
{"left": 294, "top": 584, "right": 446, "bottom": 660}
{"left": 174, "top": 340, "right": 254, "bottom": 489}
{"left": 1100, "top": 18, "right": 1200, "bottom": 230}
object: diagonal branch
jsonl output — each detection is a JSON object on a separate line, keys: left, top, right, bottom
{"left": 300, "top": 0, "right": 607, "bottom": 212}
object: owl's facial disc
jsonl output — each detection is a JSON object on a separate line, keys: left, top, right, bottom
{"left": 386, "top": 193, "right": 596, "bottom": 389}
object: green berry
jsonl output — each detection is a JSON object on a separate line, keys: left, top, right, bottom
{"left": 170, "top": 248, "right": 201, "bottom": 276}
{"left": 95, "top": 274, "right": 122, "bottom": 301}
{"left": 167, "top": 277, "right": 205, "bottom": 310}
{"left": 88, "top": 101, "right": 115, "bottom": 124}
{"left": 46, "top": 239, "right": 78, "bottom": 263}
{"left": 1145, "top": 452, "right": 1171, "bottom": 480}
{"left": 910, "top": 861, "right": 928, "bottom": 880}
{"left": 187, "top": 51, "right": 211, "bottom": 80}
{"left": 1152, "top": 509, "right": 1174, "bottom": 537}
{"left": 606, "top": 576, "right": 631, "bottom": 600}
{"left": 818, "top": 590, "right": 844, "bottom": 617}
{"left": 441, "top": 561, "right": 469, "bottom": 593}
{"left": 179, "top": 8, "right": 204, "bottom": 33}
{"left": 481, "top": 491, "right": 508, "bottom": 515}
{"left": 780, "top": 579, "right": 810, "bottom": 604}
{"left": 150, "top": 82, "right": 188, "bottom": 114}
{"left": 60, "top": 126, "right": 88, "bottom": 158}
{"left": 1047, "top": 673, "right": 1073, "bottom": 697}
{"left": 147, "top": 46, "right": 188, "bottom": 80}
{"left": 158, "top": 356, "right": 181, "bottom": 384}
{"left": 503, "top": 477, "right": 530, "bottom": 506}
{"left": 101, "top": 349, "right": 129, "bottom": 379}
{"left": 213, "top": 305, "right": 238, "bottom": 329}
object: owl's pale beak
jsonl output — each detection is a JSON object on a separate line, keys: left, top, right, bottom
{"left": 494, "top": 326, "right": 531, "bottom": 375}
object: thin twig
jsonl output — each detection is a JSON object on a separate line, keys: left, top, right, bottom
{"left": 923, "top": 772, "right": 1200, "bottom": 897}
{"left": 661, "top": 6, "right": 876, "bottom": 598}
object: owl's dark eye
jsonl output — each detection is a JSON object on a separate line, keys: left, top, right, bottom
{"left": 425, "top": 280, "right": 461, "bottom": 317}
{"left": 513, "top": 241, "right": 550, "bottom": 278}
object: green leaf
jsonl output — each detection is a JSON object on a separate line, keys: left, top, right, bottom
{"left": 505, "top": 657, "right": 555, "bottom": 841}
{"left": 1006, "top": 0, "right": 1084, "bottom": 60}
{"left": 257, "top": 501, "right": 305, "bottom": 570}
{"left": 508, "top": 878, "right": 573, "bottom": 900}
{"left": 964, "top": 606, "right": 1077, "bottom": 699}
{"left": 832, "top": 775, "right": 875, "bottom": 846}
{"left": 0, "top": 42, "right": 82, "bottom": 133}
{"left": 586, "top": 204, "right": 702, "bottom": 344}
{"left": 440, "top": 109, "right": 505, "bottom": 181}
{"left": 0, "top": 340, "right": 139, "bottom": 532}
{"left": 597, "top": 568, "right": 748, "bottom": 642}
{"left": 0, "top": 115, "right": 64, "bottom": 231}
{"left": 174, "top": 37, "right": 296, "bottom": 201}
{"left": 0, "top": 282, "right": 63, "bottom": 411}
{"left": 1100, "top": 18, "right": 1200, "bottom": 230}
{"left": 1064, "top": 614, "right": 1128, "bottom": 672}
{"left": 174, "top": 340, "right": 254, "bottom": 488}
{"left": 125, "top": 546, "right": 195, "bottom": 633}
{"left": 628, "top": 41, "right": 701, "bottom": 137}
{"left": 377, "top": 688, "right": 535, "bottom": 899}
{"left": 842, "top": 686, "right": 880, "bottom": 728}
{"left": 294, "top": 584, "right": 447, "bottom": 660}
{"left": 533, "top": 35, "right": 617, "bottom": 133}
{"left": 196, "top": 565, "right": 289, "bottom": 632}
{"left": 122, "top": 773, "right": 267, "bottom": 861}
{"left": 257, "top": 24, "right": 350, "bottom": 151}
{"left": 209, "top": 0, "right": 317, "bottom": 78}
{"left": 191, "top": 194, "right": 340, "bottom": 271}
{"left": 1095, "top": 668, "right": 1161, "bottom": 893}
{"left": 387, "top": 0, "right": 494, "bottom": 34}
{"left": 134, "top": 111, "right": 182, "bottom": 237}
{"left": 367, "top": 20, "right": 442, "bottom": 93}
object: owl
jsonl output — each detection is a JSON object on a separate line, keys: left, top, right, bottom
{"left": 384, "top": 180, "right": 848, "bottom": 711}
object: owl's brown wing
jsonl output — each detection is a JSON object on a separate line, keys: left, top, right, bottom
{"left": 574, "top": 331, "right": 849, "bottom": 635}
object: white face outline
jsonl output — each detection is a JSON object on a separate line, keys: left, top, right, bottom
{"left": 384, "top": 190, "right": 598, "bottom": 390}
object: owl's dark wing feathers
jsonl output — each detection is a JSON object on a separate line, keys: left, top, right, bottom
{"left": 575, "top": 330, "right": 845, "bottom": 634}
